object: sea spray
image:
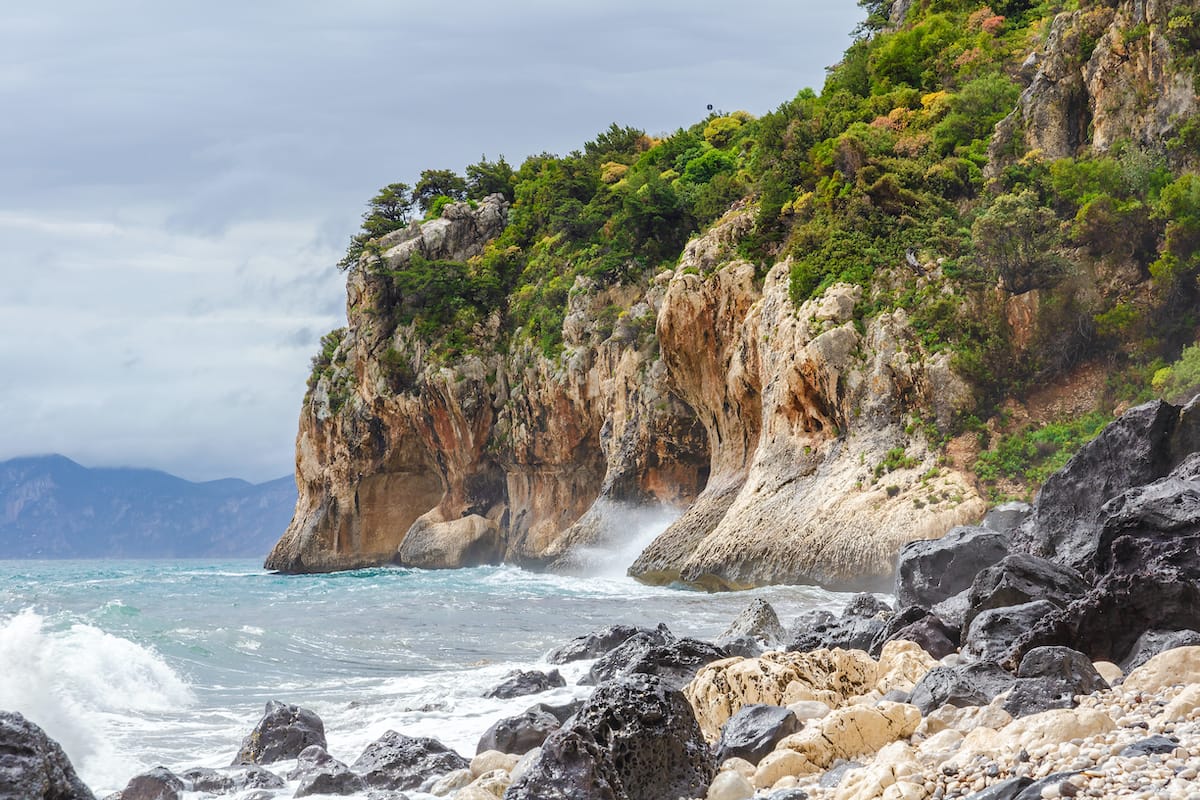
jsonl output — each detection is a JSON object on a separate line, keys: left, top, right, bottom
{"left": 0, "top": 608, "right": 195, "bottom": 790}
{"left": 568, "top": 501, "right": 681, "bottom": 577}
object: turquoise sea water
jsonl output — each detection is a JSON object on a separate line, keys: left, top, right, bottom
{"left": 0, "top": 558, "right": 850, "bottom": 796}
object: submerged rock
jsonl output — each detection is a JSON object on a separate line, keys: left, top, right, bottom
{"left": 0, "top": 711, "right": 95, "bottom": 800}
{"left": 118, "top": 767, "right": 184, "bottom": 800}
{"left": 289, "top": 745, "right": 365, "bottom": 798}
{"left": 477, "top": 709, "right": 560, "bottom": 756}
{"left": 547, "top": 624, "right": 650, "bottom": 664}
{"left": 231, "top": 700, "right": 326, "bottom": 765}
{"left": 178, "top": 765, "right": 284, "bottom": 794}
{"left": 484, "top": 669, "right": 566, "bottom": 700}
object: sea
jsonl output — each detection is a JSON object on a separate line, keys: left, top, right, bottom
{"left": 0, "top": 538, "right": 852, "bottom": 798}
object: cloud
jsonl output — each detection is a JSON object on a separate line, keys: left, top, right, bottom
{"left": 0, "top": 1, "right": 862, "bottom": 481}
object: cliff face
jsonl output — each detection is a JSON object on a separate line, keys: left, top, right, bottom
{"left": 266, "top": 197, "right": 984, "bottom": 588}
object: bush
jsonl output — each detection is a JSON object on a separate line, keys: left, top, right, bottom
{"left": 1152, "top": 344, "right": 1200, "bottom": 403}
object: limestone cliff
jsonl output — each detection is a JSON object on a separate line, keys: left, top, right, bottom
{"left": 266, "top": 197, "right": 984, "bottom": 588}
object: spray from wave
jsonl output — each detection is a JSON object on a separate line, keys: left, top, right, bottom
{"left": 569, "top": 501, "right": 680, "bottom": 577}
{"left": 0, "top": 609, "right": 195, "bottom": 791}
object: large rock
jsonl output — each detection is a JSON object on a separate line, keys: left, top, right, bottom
{"left": 894, "top": 526, "right": 1008, "bottom": 610}
{"left": 964, "top": 553, "right": 1087, "bottom": 632}
{"left": 477, "top": 709, "right": 560, "bottom": 756}
{"left": 178, "top": 765, "right": 284, "bottom": 794}
{"left": 547, "top": 625, "right": 650, "bottom": 664}
{"left": 717, "top": 599, "right": 786, "bottom": 654}
{"left": 1118, "top": 629, "right": 1200, "bottom": 673}
{"left": 714, "top": 704, "right": 800, "bottom": 765}
{"left": 909, "top": 662, "right": 1017, "bottom": 715}
{"left": 869, "top": 605, "right": 958, "bottom": 659}
{"left": 962, "top": 600, "right": 1057, "bottom": 663}
{"left": 1007, "top": 452, "right": 1200, "bottom": 665}
{"left": 118, "top": 767, "right": 183, "bottom": 800}
{"left": 583, "top": 630, "right": 726, "bottom": 689}
{"left": 484, "top": 669, "right": 566, "bottom": 699}
{"left": 1020, "top": 400, "right": 1194, "bottom": 575}
{"left": 231, "top": 700, "right": 326, "bottom": 765}
{"left": 505, "top": 673, "right": 714, "bottom": 800}
{"left": 289, "top": 745, "right": 365, "bottom": 798}
{"left": 0, "top": 712, "right": 94, "bottom": 800}
{"left": 1003, "top": 646, "right": 1108, "bottom": 718}
{"left": 350, "top": 730, "right": 469, "bottom": 791}
{"left": 788, "top": 593, "right": 891, "bottom": 653}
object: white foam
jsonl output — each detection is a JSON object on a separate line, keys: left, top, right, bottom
{"left": 566, "top": 502, "right": 681, "bottom": 577}
{"left": 0, "top": 609, "right": 195, "bottom": 792}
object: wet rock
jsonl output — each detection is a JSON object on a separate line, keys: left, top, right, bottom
{"left": 818, "top": 759, "right": 862, "bottom": 788}
{"left": 894, "top": 526, "right": 1008, "bottom": 610}
{"left": 231, "top": 700, "right": 326, "bottom": 765}
{"left": 350, "top": 730, "right": 469, "bottom": 791}
{"left": 476, "top": 709, "right": 560, "bottom": 755}
{"left": 525, "top": 699, "right": 583, "bottom": 723}
{"left": 546, "top": 624, "right": 650, "bottom": 664}
{"left": 788, "top": 594, "right": 890, "bottom": 653}
{"left": 506, "top": 673, "right": 714, "bottom": 800}
{"left": 714, "top": 704, "right": 800, "bottom": 765}
{"left": 0, "top": 711, "right": 95, "bottom": 800}
{"left": 964, "top": 553, "right": 1087, "bottom": 632}
{"left": 717, "top": 599, "right": 786, "bottom": 653}
{"left": 483, "top": 669, "right": 565, "bottom": 699}
{"left": 289, "top": 745, "right": 365, "bottom": 797}
{"left": 583, "top": 630, "right": 726, "bottom": 690}
{"left": 909, "top": 662, "right": 1017, "bottom": 715}
{"left": 1118, "top": 628, "right": 1200, "bottom": 673}
{"left": 119, "top": 767, "right": 184, "bottom": 800}
{"left": 962, "top": 600, "right": 1056, "bottom": 663}
{"left": 179, "top": 765, "right": 284, "bottom": 793}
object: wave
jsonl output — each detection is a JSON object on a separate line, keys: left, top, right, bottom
{"left": 0, "top": 609, "right": 195, "bottom": 791}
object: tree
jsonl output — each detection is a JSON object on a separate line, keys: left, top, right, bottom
{"left": 337, "top": 182, "right": 413, "bottom": 270}
{"left": 413, "top": 169, "right": 467, "bottom": 214}
{"left": 466, "top": 156, "right": 516, "bottom": 202}
{"left": 972, "top": 190, "right": 1065, "bottom": 294}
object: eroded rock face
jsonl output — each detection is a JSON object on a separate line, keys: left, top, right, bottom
{"left": 268, "top": 198, "right": 983, "bottom": 586}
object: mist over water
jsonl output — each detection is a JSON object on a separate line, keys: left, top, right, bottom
{"left": 0, "top": 559, "right": 851, "bottom": 797}
{"left": 569, "top": 501, "right": 681, "bottom": 577}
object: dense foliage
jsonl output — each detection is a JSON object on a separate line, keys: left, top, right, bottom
{"left": 319, "top": 0, "right": 1199, "bottom": 492}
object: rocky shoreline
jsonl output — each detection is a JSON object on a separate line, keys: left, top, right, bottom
{"left": 4, "top": 398, "right": 1199, "bottom": 800}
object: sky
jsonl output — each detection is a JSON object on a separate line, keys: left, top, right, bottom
{"left": 0, "top": 1, "right": 864, "bottom": 483}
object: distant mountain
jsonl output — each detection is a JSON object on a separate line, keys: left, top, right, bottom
{"left": 0, "top": 455, "right": 296, "bottom": 558}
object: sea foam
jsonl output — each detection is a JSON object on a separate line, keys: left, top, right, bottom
{"left": 0, "top": 609, "right": 195, "bottom": 790}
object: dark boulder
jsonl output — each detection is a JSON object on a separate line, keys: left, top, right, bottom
{"left": 231, "top": 700, "right": 326, "bottom": 765}
{"left": 894, "top": 526, "right": 1008, "bottom": 610}
{"left": 118, "top": 767, "right": 183, "bottom": 800}
{"left": 289, "top": 745, "right": 365, "bottom": 798}
{"left": 526, "top": 699, "right": 584, "bottom": 723}
{"left": 547, "top": 624, "right": 663, "bottom": 664}
{"left": 505, "top": 673, "right": 714, "bottom": 800}
{"left": 983, "top": 502, "right": 1033, "bottom": 534}
{"left": 349, "top": 730, "right": 468, "bottom": 791}
{"left": 0, "top": 711, "right": 95, "bottom": 800}
{"left": 962, "top": 600, "right": 1056, "bottom": 663}
{"left": 767, "top": 790, "right": 811, "bottom": 800}
{"left": 1119, "top": 629, "right": 1200, "bottom": 673}
{"left": 717, "top": 599, "right": 786, "bottom": 653}
{"left": 720, "top": 635, "right": 768, "bottom": 659}
{"left": 818, "top": 760, "right": 863, "bottom": 788}
{"left": 964, "top": 554, "right": 1087, "bottom": 632}
{"left": 484, "top": 669, "right": 566, "bottom": 699}
{"left": 788, "top": 594, "right": 891, "bottom": 653}
{"left": 1007, "top": 455, "right": 1200, "bottom": 666}
{"left": 1002, "top": 679, "right": 1078, "bottom": 718}
{"left": 178, "top": 765, "right": 284, "bottom": 793}
{"left": 714, "top": 704, "right": 800, "bottom": 765}
{"left": 909, "top": 662, "right": 1017, "bottom": 715}
{"left": 1020, "top": 400, "right": 1193, "bottom": 575}
{"left": 962, "top": 775, "right": 1033, "bottom": 799}
{"left": 932, "top": 590, "right": 971, "bottom": 633}
{"left": 1017, "top": 646, "right": 1107, "bottom": 694}
{"left": 583, "top": 632, "right": 726, "bottom": 690}
{"left": 869, "top": 605, "right": 958, "bottom": 660}
{"left": 477, "top": 709, "right": 560, "bottom": 755}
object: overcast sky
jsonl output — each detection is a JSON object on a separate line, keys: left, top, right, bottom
{"left": 0, "top": 2, "right": 863, "bottom": 483}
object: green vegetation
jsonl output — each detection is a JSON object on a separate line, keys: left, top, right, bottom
{"left": 1153, "top": 344, "right": 1200, "bottom": 403}
{"left": 326, "top": 0, "right": 1200, "bottom": 448}
{"left": 974, "top": 412, "right": 1112, "bottom": 500}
